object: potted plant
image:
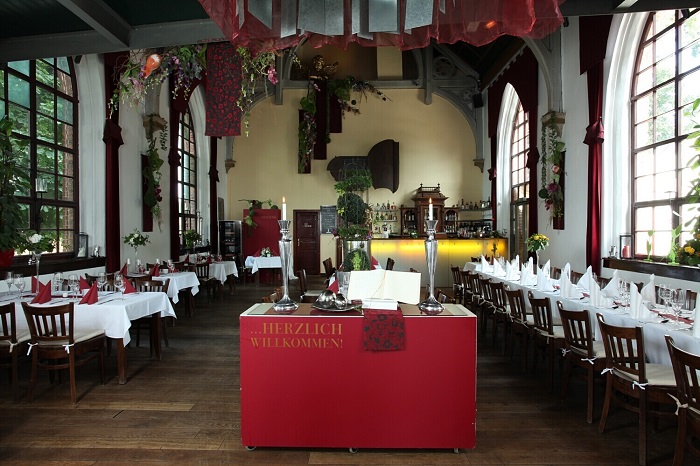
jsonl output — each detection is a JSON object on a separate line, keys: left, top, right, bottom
{"left": 0, "top": 116, "right": 30, "bottom": 266}
{"left": 333, "top": 168, "right": 373, "bottom": 271}
{"left": 183, "top": 229, "right": 202, "bottom": 252}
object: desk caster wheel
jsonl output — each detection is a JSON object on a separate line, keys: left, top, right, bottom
{"left": 245, "top": 446, "right": 256, "bottom": 451}
{"left": 453, "top": 448, "right": 460, "bottom": 453}
{"left": 349, "top": 447, "right": 358, "bottom": 454}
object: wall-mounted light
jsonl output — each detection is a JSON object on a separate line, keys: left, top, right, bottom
{"left": 35, "top": 177, "right": 48, "bottom": 229}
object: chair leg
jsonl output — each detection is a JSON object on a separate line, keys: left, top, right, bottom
{"left": 11, "top": 351, "right": 19, "bottom": 403}
{"left": 560, "top": 355, "right": 572, "bottom": 401}
{"left": 672, "top": 409, "right": 687, "bottom": 466}
{"left": 162, "top": 318, "right": 169, "bottom": 348}
{"left": 586, "top": 365, "right": 595, "bottom": 424}
{"left": 69, "top": 352, "right": 77, "bottom": 405}
{"left": 598, "top": 375, "right": 613, "bottom": 433}
{"left": 639, "top": 392, "right": 647, "bottom": 466}
{"left": 26, "top": 351, "right": 38, "bottom": 403}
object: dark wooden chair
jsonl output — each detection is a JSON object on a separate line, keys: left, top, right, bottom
{"left": 550, "top": 266, "right": 561, "bottom": 280}
{"left": 570, "top": 271, "right": 583, "bottom": 285}
{"left": 665, "top": 335, "right": 700, "bottom": 466}
{"left": 557, "top": 303, "right": 606, "bottom": 424}
{"left": 488, "top": 280, "right": 509, "bottom": 353}
{"left": 527, "top": 292, "right": 565, "bottom": 392}
{"left": 0, "top": 303, "right": 30, "bottom": 402}
{"left": 385, "top": 257, "right": 395, "bottom": 270}
{"left": 133, "top": 278, "right": 170, "bottom": 354}
{"left": 450, "top": 265, "right": 463, "bottom": 303}
{"left": 596, "top": 314, "right": 676, "bottom": 466}
{"left": 478, "top": 276, "right": 495, "bottom": 337}
{"left": 195, "top": 262, "right": 218, "bottom": 303}
{"left": 504, "top": 286, "right": 530, "bottom": 373}
{"left": 297, "top": 269, "right": 322, "bottom": 303}
{"left": 84, "top": 272, "right": 115, "bottom": 285}
{"left": 323, "top": 257, "right": 336, "bottom": 284}
{"left": 409, "top": 268, "right": 419, "bottom": 273}
{"left": 21, "top": 301, "right": 105, "bottom": 404}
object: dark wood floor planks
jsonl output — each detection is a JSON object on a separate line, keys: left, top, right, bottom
{"left": 0, "top": 275, "right": 687, "bottom": 465}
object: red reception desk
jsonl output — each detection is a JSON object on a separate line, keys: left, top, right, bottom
{"left": 240, "top": 303, "right": 477, "bottom": 451}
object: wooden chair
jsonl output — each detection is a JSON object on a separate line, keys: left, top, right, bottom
{"left": 21, "top": 301, "right": 105, "bottom": 404}
{"left": 466, "top": 271, "right": 484, "bottom": 315}
{"left": 570, "top": 271, "right": 583, "bottom": 285}
{"left": 488, "top": 280, "right": 510, "bottom": 353}
{"left": 195, "top": 262, "right": 217, "bottom": 303}
{"left": 323, "top": 258, "right": 336, "bottom": 284}
{"left": 596, "top": 314, "right": 677, "bottom": 466}
{"left": 478, "top": 276, "right": 495, "bottom": 337}
{"left": 504, "top": 286, "right": 531, "bottom": 372}
{"left": 435, "top": 289, "right": 455, "bottom": 304}
{"left": 0, "top": 303, "right": 30, "bottom": 402}
{"left": 557, "top": 303, "right": 606, "bottom": 424}
{"left": 450, "top": 266, "right": 464, "bottom": 303}
{"left": 409, "top": 268, "right": 419, "bottom": 273}
{"left": 262, "top": 291, "right": 279, "bottom": 303}
{"left": 665, "top": 335, "right": 700, "bottom": 466}
{"left": 133, "top": 278, "right": 170, "bottom": 354}
{"left": 550, "top": 266, "right": 561, "bottom": 280}
{"left": 84, "top": 272, "right": 114, "bottom": 285}
{"left": 297, "top": 269, "right": 322, "bottom": 303}
{"left": 385, "top": 257, "right": 395, "bottom": 270}
{"left": 459, "top": 269, "right": 472, "bottom": 306}
{"left": 527, "top": 292, "right": 565, "bottom": 392}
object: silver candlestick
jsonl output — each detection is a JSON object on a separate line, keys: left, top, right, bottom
{"left": 419, "top": 219, "right": 444, "bottom": 315}
{"left": 273, "top": 220, "right": 298, "bottom": 314}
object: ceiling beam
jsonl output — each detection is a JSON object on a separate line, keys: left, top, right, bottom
{"left": 55, "top": 0, "right": 132, "bottom": 47}
{"left": 0, "top": 19, "right": 225, "bottom": 63}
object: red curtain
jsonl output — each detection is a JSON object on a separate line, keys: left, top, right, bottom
{"left": 580, "top": 15, "right": 612, "bottom": 276}
{"left": 198, "top": 0, "right": 563, "bottom": 53}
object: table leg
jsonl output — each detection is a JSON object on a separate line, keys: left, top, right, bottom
{"left": 151, "top": 313, "right": 162, "bottom": 361}
{"left": 115, "top": 338, "right": 127, "bottom": 384}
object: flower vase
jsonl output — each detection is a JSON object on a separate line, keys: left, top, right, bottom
{"left": 33, "top": 251, "right": 41, "bottom": 291}
{"left": 535, "top": 250, "right": 540, "bottom": 273}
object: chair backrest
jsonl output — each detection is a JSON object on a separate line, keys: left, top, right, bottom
{"left": 451, "top": 266, "right": 462, "bottom": 286}
{"left": 467, "top": 272, "right": 483, "bottom": 298}
{"left": 195, "top": 263, "right": 210, "bottom": 280}
{"left": 409, "top": 268, "right": 419, "bottom": 273}
{"left": 85, "top": 272, "right": 114, "bottom": 285}
{"left": 489, "top": 280, "right": 507, "bottom": 311}
{"left": 136, "top": 278, "right": 170, "bottom": 294}
{"left": 570, "top": 271, "right": 583, "bottom": 285}
{"left": 557, "top": 303, "right": 595, "bottom": 358}
{"left": 504, "top": 286, "right": 527, "bottom": 322}
{"left": 685, "top": 289, "right": 697, "bottom": 311}
{"left": 323, "top": 258, "right": 335, "bottom": 278}
{"left": 21, "top": 301, "right": 75, "bottom": 344}
{"left": 0, "top": 302, "right": 18, "bottom": 345}
{"left": 550, "top": 267, "right": 561, "bottom": 280}
{"left": 665, "top": 335, "right": 700, "bottom": 413}
{"left": 435, "top": 289, "right": 455, "bottom": 304}
{"left": 479, "top": 276, "right": 493, "bottom": 304}
{"left": 297, "top": 269, "right": 308, "bottom": 294}
{"left": 146, "top": 262, "right": 167, "bottom": 271}
{"left": 598, "top": 276, "right": 611, "bottom": 288}
{"left": 527, "top": 291, "right": 555, "bottom": 335}
{"left": 386, "top": 257, "right": 395, "bottom": 270}
{"left": 596, "top": 313, "right": 646, "bottom": 383}
{"left": 262, "top": 291, "right": 279, "bottom": 303}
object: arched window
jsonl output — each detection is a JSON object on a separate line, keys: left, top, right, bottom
{"left": 631, "top": 9, "right": 699, "bottom": 256}
{"left": 510, "top": 101, "right": 529, "bottom": 260}
{"left": 178, "top": 106, "right": 198, "bottom": 244}
{"left": 0, "top": 57, "right": 79, "bottom": 256}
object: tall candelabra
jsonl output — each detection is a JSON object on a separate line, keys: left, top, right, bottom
{"left": 419, "top": 219, "right": 444, "bottom": 314}
{"left": 273, "top": 220, "right": 298, "bottom": 314}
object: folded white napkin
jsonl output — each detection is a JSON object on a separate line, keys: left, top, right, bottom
{"left": 492, "top": 259, "right": 506, "bottom": 277}
{"left": 542, "top": 260, "right": 551, "bottom": 278}
{"left": 602, "top": 270, "right": 619, "bottom": 298}
{"left": 481, "top": 255, "right": 491, "bottom": 273}
{"left": 640, "top": 274, "right": 656, "bottom": 304}
{"left": 561, "top": 271, "right": 583, "bottom": 299}
{"left": 527, "top": 257, "right": 534, "bottom": 274}
{"left": 693, "top": 299, "right": 700, "bottom": 337}
{"left": 505, "top": 261, "right": 517, "bottom": 281}
{"left": 629, "top": 285, "right": 655, "bottom": 319}
{"left": 513, "top": 255, "right": 520, "bottom": 270}
{"left": 520, "top": 265, "right": 529, "bottom": 285}
{"left": 577, "top": 266, "right": 593, "bottom": 291}
{"left": 563, "top": 262, "right": 571, "bottom": 279}
{"left": 537, "top": 269, "right": 554, "bottom": 292}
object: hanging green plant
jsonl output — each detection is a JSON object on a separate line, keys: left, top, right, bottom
{"left": 240, "top": 199, "right": 278, "bottom": 233}
{"left": 539, "top": 111, "right": 566, "bottom": 222}
{"left": 143, "top": 115, "right": 167, "bottom": 230}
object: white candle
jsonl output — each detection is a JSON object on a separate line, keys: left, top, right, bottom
{"left": 282, "top": 197, "right": 287, "bottom": 220}
{"left": 428, "top": 198, "right": 433, "bottom": 220}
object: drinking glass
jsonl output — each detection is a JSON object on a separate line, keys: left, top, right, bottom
{"left": 13, "top": 273, "right": 24, "bottom": 299}
{"left": 5, "top": 271, "right": 13, "bottom": 294}
{"left": 671, "top": 289, "right": 686, "bottom": 326}
{"left": 167, "top": 259, "right": 174, "bottom": 273}
{"left": 114, "top": 273, "right": 125, "bottom": 300}
{"left": 136, "top": 259, "right": 143, "bottom": 274}
{"left": 53, "top": 272, "right": 63, "bottom": 293}
{"left": 96, "top": 272, "right": 107, "bottom": 292}
{"left": 68, "top": 274, "right": 79, "bottom": 299}
{"left": 659, "top": 285, "right": 671, "bottom": 314}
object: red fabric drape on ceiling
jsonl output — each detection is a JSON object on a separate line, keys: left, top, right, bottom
{"left": 205, "top": 42, "right": 242, "bottom": 137}
{"left": 198, "top": 0, "right": 563, "bottom": 53}
{"left": 580, "top": 15, "right": 612, "bottom": 276}
{"left": 487, "top": 48, "right": 539, "bottom": 234}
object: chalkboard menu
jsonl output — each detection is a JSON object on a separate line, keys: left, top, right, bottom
{"left": 320, "top": 205, "right": 337, "bottom": 234}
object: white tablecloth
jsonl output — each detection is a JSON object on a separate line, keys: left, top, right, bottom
{"left": 153, "top": 271, "right": 199, "bottom": 304}
{"left": 10, "top": 291, "right": 176, "bottom": 346}
{"left": 209, "top": 260, "right": 238, "bottom": 283}
{"left": 469, "top": 263, "right": 700, "bottom": 365}
{"left": 245, "top": 256, "right": 296, "bottom": 279}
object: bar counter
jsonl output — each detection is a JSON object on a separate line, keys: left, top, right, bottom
{"left": 371, "top": 237, "right": 508, "bottom": 285}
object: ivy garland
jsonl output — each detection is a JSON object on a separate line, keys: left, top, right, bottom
{"left": 539, "top": 117, "right": 565, "bottom": 222}
{"left": 144, "top": 115, "right": 167, "bottom": 230}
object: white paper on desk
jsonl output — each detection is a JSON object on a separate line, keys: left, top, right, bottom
{"left": 640, "top": 274, "right": 656, "bottom": 304}
{"left": 602, "top": 270, "right": 619, "bottom": 298}
{"left": 347, "top": 269, "right": 421, "bottom": 304}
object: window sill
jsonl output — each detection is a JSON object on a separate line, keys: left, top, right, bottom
{"left": 603, "top": 257, "right": 700, "bottom": 282}
{"left": 0, "top": 256, "right": 106, "bottom": 276}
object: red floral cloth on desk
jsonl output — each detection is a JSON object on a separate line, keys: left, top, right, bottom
{"left": 363, "top": 309, "right": 405, "bottom": 351}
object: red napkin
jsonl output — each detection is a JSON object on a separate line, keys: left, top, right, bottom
{"left": 123, "top": 278, "right": 137, "bottom": 294}
{"left": 150, "top": 264, "right": 160, "bottom": 277}
{"left": 207, "top": 256, "right": 213, "bottom": 264}
{"left": 371, "top": 256, "right": 380, "bottom": 268}
{"left": 31, "top": 280, "right": 52, "bottom": 304}
{"left": 79, "top": 276, "right": 91, "bottom": 291}
{"left": 184, "top": 255, "right": 190, "bottom": 264}
{"left": 327, "top": 279, "right": 339, "bottom": 293}
{"left": 31, "top": 276, "right": 45, "bottom": 294}
{"left": 79, "top": 282, "right": 98, "bottom": 305}
{"left": 119, "top": 262, "right": 128, "bottom": 275}
{"left": 363, "top": 309, "right": 405, "bottom": 351}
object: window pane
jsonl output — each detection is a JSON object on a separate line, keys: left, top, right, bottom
{"left": 36, "top": 60, "right": 54, "bottom": 87}
{"left": 681, "top": 166, "right": 694, "bottom": 196}
{"left": 8, "top": 104, "right": 29, "bottom": 135}
{"left": 655, "top": 31, "right": 676, "bottom": 65}
{"left": 636, "top": 148, "right": 654, "bottom": 176}
{"left": 56, "top": 96, "right": 72, "bottom": 124}
{"left": 655, "top": 143, "right": 676, "bottom": 171}
{"left": 0, "top": 101, "right": 4, "bottom": 118}
{"left": 680, "top": 14, "right": 700, "bottom": 47}
{"left": 636, "top": 68, "right": 653, "bottom": 94}
{"left": 56, "top": 121, "right": 74, "bottom": 148}
{"left": 36, "top": 114, "right": 55, "bottom": 142}
{"left": 8, "top": 74, "right": 29, "bottom": 107}
{"left": 636, "top": 175, "right": 654, "bottom": 202}
{"left": 635, "top": 119, "right": 652, "bottom": 147}
{"left": 655, "top": 170, "right": 676, "bottom": 198}
{"left": 680, "top": 71, "right": 700, "bottom": 106}
{"left": 656, "top": 82, "right": 675, "bottom": 114}
{"left": 58, "top": 176, "right": 74, "bottom": 201}
{"left": 680, "top": 41, "right": 700, "bottom": 73}
{"left": 635, "top": 94, "right": 653, "bottom": 121}
{"left": 57, "top": 71, "right": 73, "bottom": 96}
{"left": 0, "top": 69, "right": 4, "bottom": 96}
{"left": 36, "top": 87, "right": 55, "bottom": 116}
{"left": 56, "top": 57, "right": 70, "bottom": 73}
{"left": 656, "top": 11, "right": 676, "bottom": 33}
{"left": 8, "top": 61, "right": 30, "bottom": 76}
{"left": 680, "top": 103, "right": 697, "bottom": 136}
{"left": 656, "top": 110, "right": 675, "bottom": 142}
{"left": 59, "top": 229, "right": 73, "bottom": 253}
{"left": 37, "top": 145, "right": 55, "bottom": 172}
{"left": 637, "top": 206, "right": 654, "bottom": 231}
{"left": 639, "top": 44, "right": 654, "bottom": 70}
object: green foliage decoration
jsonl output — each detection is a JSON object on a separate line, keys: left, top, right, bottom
{"left": 0, "top": 116, "right": 30, "bottom": 252}
{"left": 143, "top": 115, "right": 167, "bottom": 230}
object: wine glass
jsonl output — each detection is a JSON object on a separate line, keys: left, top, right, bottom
{"left": 96, "top": 272, "right": 107, "bottom": 292}
{"left": 13, "top": 273, "right": 24, "bottom": 299}
{"left": 671, "top": 288, "right": 686, "bottom": 326}
{"left": 114, "top": 273, "right": 125, "bottom": 300}
{"left": 167, "top": 259, "right": 175, "bottom": 274}
{"left": 5, "top": 271, "right": 14, "bottom": 295}
{"left": 52, "top": 272, "right": 63, "bottom": 294}
{"left": 68, "top": 274, "right": 79, "bottom": 299}
{"left": 659, "top": 285, "right": 671, "bottom": 314}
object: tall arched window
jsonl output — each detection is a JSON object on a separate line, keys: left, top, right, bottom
{"left": 510, "top": 101, "right": 529, "bottom": 260}
{"left": 178, "top": 106, "right": 198, "bottom": 244}
{"left": 631, "top": 9, "right": 699, "bottom": 256}
{"left": 0, "top": 57, "right": 79, "bottom": 256}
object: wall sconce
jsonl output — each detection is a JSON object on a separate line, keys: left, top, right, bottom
{"left": 35, "top": 177, "right": 48, "bottom": 228}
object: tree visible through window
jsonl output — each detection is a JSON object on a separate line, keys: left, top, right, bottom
{"left": 631, "top": 9, "right": 700, "bottom": 257}
{"left": 510, "top": 101, "right": 529, "bottom": 260}
{"left": 0, "top": 58, "right": 79, "bottom": 256}
{"left": 178, "top": 107, "right": 198, "bottom": 246}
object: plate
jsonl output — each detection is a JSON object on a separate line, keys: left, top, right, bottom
{"left": 311, "top": 303, "right": 361, "bottom": 312}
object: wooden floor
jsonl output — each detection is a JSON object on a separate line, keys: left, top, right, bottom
{"left": 0, "top": 275, "right": 689, "bottom": 465}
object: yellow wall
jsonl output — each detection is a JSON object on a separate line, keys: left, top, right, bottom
{"left": 228, "top": 88, "right": 480, "bottom": 272}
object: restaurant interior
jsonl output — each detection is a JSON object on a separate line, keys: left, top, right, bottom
{"left": 2, "top": 0, "right": 700, "bottom": 464}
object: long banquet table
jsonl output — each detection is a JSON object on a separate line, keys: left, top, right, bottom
{"left": 466, "top": 262, "right": 700, "bottom": 365}
{"left": 5, "top": 291, "right": 176, "bottom": 384}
